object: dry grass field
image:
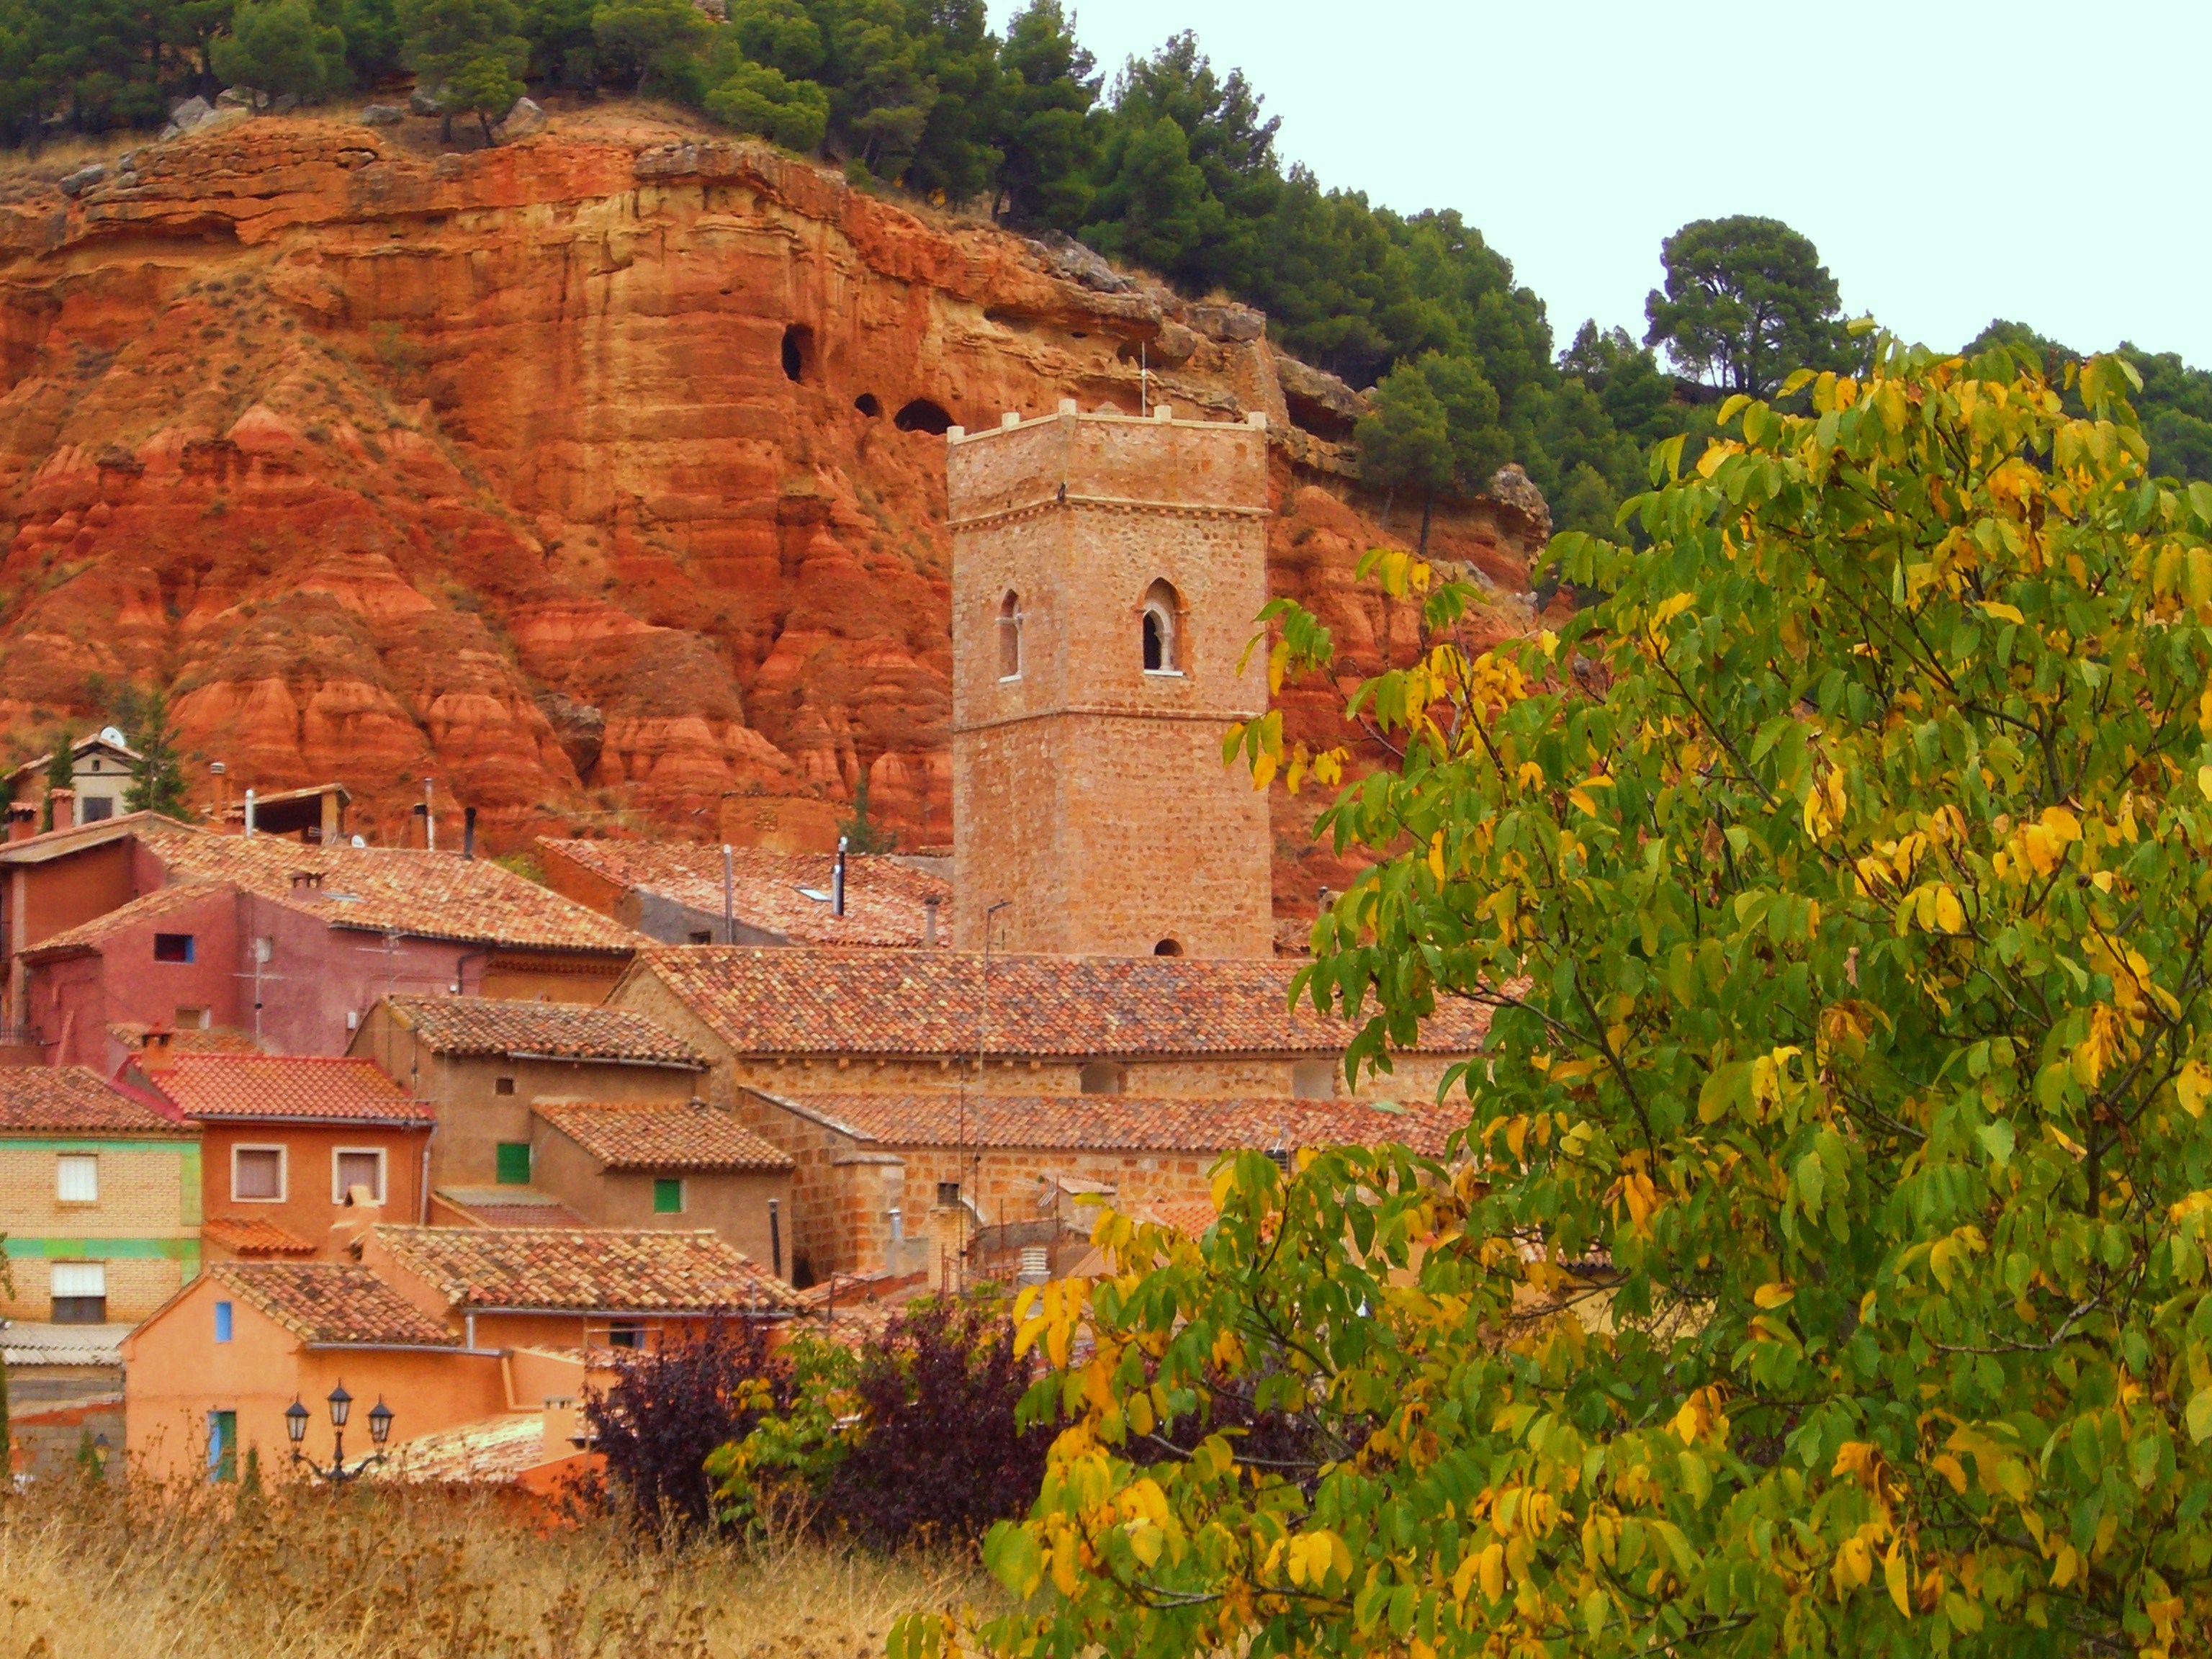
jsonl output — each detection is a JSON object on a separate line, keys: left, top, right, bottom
{"left": 0, "top": 1478, "right": 988, "bottom": 1658}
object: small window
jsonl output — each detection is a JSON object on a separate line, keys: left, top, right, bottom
{"left": 1141, "top": 579, "right": 1182, "bottom": 674}
{"left": 233, "top": 1146, "right": 284, "bottom": 1202}
{"left": 176, "top": 1006, "right": 210, "bottom": 1030}
{"left": 495, "top": 1076, "right": 516, "bottom": 1097}
{"left": 688, "top": 930, "right": 714, "bottom": 944}
{"left": 997, "top": 591, "right": 1022, "bottom": 679}
{"left": 653, "top": 1177, "right": 685, "bottom": 1215}
{"left": 935, "top": 1180, "right": 961, "bottom": 1208}
{"left": 215, "top": 1300, "right": 233, "bottom": 1343}
{"left": 495, "top": 1142, "right": 532, "bottom": 1185}
{"left": 333, "top": 1148, "right": 385, "bottom": 1205}
{"left": 153, "top": 932, "right": 196, "bottom": 963}
{"left": 56, "top": 1153, "right": 98, "bottom": 1204}
{"left": 81, "top": 796, "right": 114, "bottom": 822}
{"left": 207, "top": 1409, "right": 237, "bottom": 1482}
{"left": 51, "top": 1261, "right": 106, "bottom": 1323}
{"left": 608, "top": 1321, "right": 645, "bottom": 1350}
{"left": 1291, "top": 1058, "right": 1337, "bottom": 1100}
{"left": 1079, "top": 1061, "right": 1125, "bottom": 1096}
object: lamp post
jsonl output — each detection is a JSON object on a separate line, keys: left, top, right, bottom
{"left": 285, "top": 1384, "right": 393, "bottom": 1484}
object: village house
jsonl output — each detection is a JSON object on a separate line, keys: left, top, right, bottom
{"left": 536, "top": 837, "right": 953, "bottom": 948}
{"left": 354, "top": 1223, "right": 797, "bottom": 1352}
{"left": 734, "top": 1086, "right": 1462, "bottom": 1284}
{"left": 122, "top": 1261, "right": 505, "bottom": 1483}
{"left": 0, "top": 814, "right": 642, "bottom": 1064}
{"left": 345, "top": 994, "right": 709, "bottom": 1197}
{"left": 123, "top": 1226, "right": 796, "bottom": 1483}
{"left": 134, "top": 1049, "right": 435, "bottom": 1256}
{"left": 0, "top": 1066, "right": 199, "bottom": 1326}
{"left": 606, "top": 948, "right": 1485, "bottom": 1285}
{"left": 4, "top": 729, "right": 140, "bottom": 835}
{"left": 529, "top": 1100, "right": 795, "bottom": 1277}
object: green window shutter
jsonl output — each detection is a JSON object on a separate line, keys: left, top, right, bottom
{"left": 208, "top": 1411, "right": 237, "bottom": 1483}
{"left": 495, "top": 1143, "right": 531, "bottom": 1185}
{"left": 653, "top": 1177, "right": 683, "bottom": 1215}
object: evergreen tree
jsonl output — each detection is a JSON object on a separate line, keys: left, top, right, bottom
{"left": 726, "top": 0, "right": 822, "bottom": 78}
{"left": 837, "top": 770, "right": 895, "bottom": 854}
{"left": 900, "top": 0, "right": 1002, "bottom": 205}
{"left": 1079, "top": 114, "right": 1213, "bottom": 278}
{"left": 329, "top": 0, "right": 407, "bottom": 84}
{"left": 703, "top": 55, "right": 827, "bottom": 148}
{"left": 991, "top": 0, "right": 1097, "bottom": 228}
{"left": 210, "top": 0, "right": 349, "bottom": 99}
{"left": 1644, "top": 214, "right": 1856, "bottom": 396}
{"left": 119, "top": 686, "right": 187, "bottom": 819}
{"left": 40, "top": 738, "right": 71, "bottom": 832}
{"left": 590, "top": 0, "right": 710, "bottom": 96}
{"left": 518, "top": 0, "right": 597, "bottom": 84}
{"left": 397, "top": 0, "right": 527, "bottom": 140}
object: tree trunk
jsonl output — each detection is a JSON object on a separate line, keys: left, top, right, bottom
{"left": 441, "top": 111, "right": 454, "bottom": 144}
{"left": 1380, "top": 485, "right": 1394, "bottom": 530}
{"left": 1418, "top": 491, "right": 1434, "bottom": 558}
{"left": 480, "top": 111, "right": 495, "bottom": 144}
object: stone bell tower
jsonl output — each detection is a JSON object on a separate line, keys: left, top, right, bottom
{"left": 947, "top": 400, "right": 1274, "bottom": 958}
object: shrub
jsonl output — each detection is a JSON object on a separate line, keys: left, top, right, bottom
{"left": 817, "top": 1298, "right": 1048, "bottom": 1549}
{"left": 583, "top": 1316, "right": 782, "bottom": 1533}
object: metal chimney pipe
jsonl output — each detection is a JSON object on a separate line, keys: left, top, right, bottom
{"left": 462, "top": 806, "right": 477, "bottom": 860}
{"left": 243, "top": 788, "right": 256, "bottom": 838}
{"left": 422, "top": 778, "right": 436, "bottom": 852}
{"left": 833, "top": 835, "right": 848, "bottom": 918}
{"left": 722, "top": 844, "right": 735, "bottom": 943}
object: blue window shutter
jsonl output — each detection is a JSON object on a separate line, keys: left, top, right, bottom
{"left": 214, "top": 1300, "right": 233, "bottom": 1342}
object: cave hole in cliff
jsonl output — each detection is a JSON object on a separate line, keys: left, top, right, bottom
{"left": 781, "top": 324, "right": 816, "bottom": 382}
{"left": 894, "top": 398, "right": 954, "bottom": 435}
{"left": 854, "top": 392, "right": 882, "bottom": 417}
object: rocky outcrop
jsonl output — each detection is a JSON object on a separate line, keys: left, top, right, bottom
{"left": 0, "top": 105, "right": 1541, "bottom": 897}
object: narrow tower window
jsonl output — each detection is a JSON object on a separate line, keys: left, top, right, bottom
{"left": 1141, "top": 579, "right": 1181, "bottom": 673}
{"left": 998, "top": 591, "right": 1022, "bottom": 679}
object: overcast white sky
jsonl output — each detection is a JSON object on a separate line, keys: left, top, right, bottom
{"left": 988, "top": 1, "right": 2211, "bottom": 367}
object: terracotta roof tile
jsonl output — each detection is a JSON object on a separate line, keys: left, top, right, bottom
{"left": 534, "top": 1102, "right": 793, "bottom": 1172}
{"left": 432, "top": 1186, "right": 588, "bottom": 1228}
{"left": 203, "top": 1217, "right": 318, "bottom": 1256}
{"left": 156, "top": 1055, "right": 433, "bottom": 1123}
{"left": 542, "top": 839, "right": 952, "bottom": 948}
{"left": 377, "top": 1414, "right": 551, "bottom": 1485}
{"left": 747, "top": 1088, "right": 1467, "bottom": 1156}
{"left": 371, "top": 1224, "right": 798, "bottom": 1313}
{"left": 383, "top": 995, "right": 703, "bottom": 1066}
{"left": 133, "top": 820, "right": 641, "bottom": 954}
{"left": 634, "top": 948, "right": 1491, "bottom": 1058}
{"left": 210, "top": 1262, "right": 459, "bottom": 1346}
{"left": 0, "top": 1067, "right": 190, "bottom": 1135}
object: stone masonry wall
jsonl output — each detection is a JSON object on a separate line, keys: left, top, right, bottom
{"left": 949, "top": 408, "right": 1272, "bottom": 958}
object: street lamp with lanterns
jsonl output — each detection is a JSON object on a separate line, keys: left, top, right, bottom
{"left": 285, "top": 1384, "right": 393, "bottom": 1484}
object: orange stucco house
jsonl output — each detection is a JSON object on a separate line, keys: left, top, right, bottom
{"left": 124, "top": 1225, "right": 798, "bottom": 1483}
{"left": 137, "top": 1048, "right": 435, "bottom": 1257}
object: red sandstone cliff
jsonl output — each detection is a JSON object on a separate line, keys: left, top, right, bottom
{"left": 0, "top": 103, "right": 1538, "bottom": 914}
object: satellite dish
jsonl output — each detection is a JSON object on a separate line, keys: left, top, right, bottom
{"left": 98, "top": 726, "right": 127, "bottom": 748}
{"left": 351, "top": 835, "right": 367, "bottom": 848}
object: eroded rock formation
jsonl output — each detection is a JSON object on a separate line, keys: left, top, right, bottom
{"left": 0, "top": 104, "right": 1539, "bottom": 913}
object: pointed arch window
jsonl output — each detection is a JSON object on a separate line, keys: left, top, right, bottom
{"left": 1141, "top": 579, "right": 1182, "bottom": 675}
{"left": 997, "top": 590, "right": 1023, "bottom": 680}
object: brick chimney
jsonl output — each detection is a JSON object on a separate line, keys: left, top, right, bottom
{"left": 9, "top": 802, "right": 36, "bottom": 842}
{"left": 289, "top": 869, "right": 325, "bottom": 895}
{"left": 47, "top": 787, "right": 73, "bottom": 833}
{"left": 140, "top": 1026, "right": 176, "bottom": 1073}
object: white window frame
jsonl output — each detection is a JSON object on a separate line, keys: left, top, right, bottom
{"left": 55, "top": 1152, "right": 98, "bottom": 1205}
{"left": 231, "top": 1143, "right": 287, "bottom": 1204}
{"left": 331, "top": 1146, "right": 388, "bottom": 1205}
{"left": 50, "top": 1261, "right": 106, "bottom": 1298}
